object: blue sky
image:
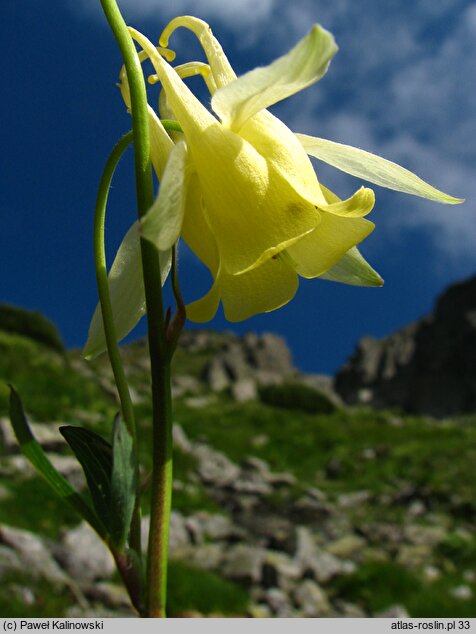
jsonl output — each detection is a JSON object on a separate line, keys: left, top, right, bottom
{"left": 1, "top": 0, "right": 474, "bottom": 373}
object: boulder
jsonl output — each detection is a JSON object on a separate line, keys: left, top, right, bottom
{"left": 54, "top": 522, "right": 115, "bottom": 583}
{"left": 335, "top": 274, "right": 476, "bottom": 417}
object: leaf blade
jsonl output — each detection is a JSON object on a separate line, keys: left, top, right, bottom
{"left": 110, "top": 415, "right": 137, "bottom": 548}
{"left": 59, "top": 425, "right": 113, "bottom": 533}
{"left": 8, "top": 387, "right": 106, "bottom": 539}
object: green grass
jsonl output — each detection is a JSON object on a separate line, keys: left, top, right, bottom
{"left": 0, "top": 572, "right": 71, "bottom": 618}
{"left": 167, "top": 561, "right": 249, "bottom": 616}
{"left": 0, "top": 478, "right": 82, "bottom": 539}
{"left": 332, "top": 561, "right": 476, "bottom": 617}
{"left": 0, "top": 331, "right": 114, "bottom": 421}
{"left": 173, "top": 399, "right": 476, "bottom": 508}
{"left": 2, "top": 325, "right": 476, "bottom": 618}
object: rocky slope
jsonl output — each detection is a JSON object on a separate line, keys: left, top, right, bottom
{"left": 1, "top": 305, "right": 476, "bottom": 617}
{"left": 335, "top": 274, "right": 476, "bottom": 417}
{"left": 2, "top": 417, "right": 475, "bottom": 618}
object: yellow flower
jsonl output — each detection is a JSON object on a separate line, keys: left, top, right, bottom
{"left": 84, "top": 16, "right": 462, "bottom": 359}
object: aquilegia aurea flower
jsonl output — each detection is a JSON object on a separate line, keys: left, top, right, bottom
{"left": 84, "top": 16, "right": 462, "bottom": 359}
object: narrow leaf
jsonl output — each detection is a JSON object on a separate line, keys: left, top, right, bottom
{"left": 110, "top": 415, "right": 137, "bottom": 548}
{"left": 8, "top": 387, "right": 105, "bottom": 538}
{"left": 60, "top": 426, "right": 113, "bottom": 532}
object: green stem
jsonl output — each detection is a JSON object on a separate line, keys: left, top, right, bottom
{"left": 93, "top": 130, "right": 143, "bottom": 579}
{"left": 99, "top": 0, "right": 173, "bottom": 618}
{"left": 94, "top": 131, "right": 136, "bottom": 438}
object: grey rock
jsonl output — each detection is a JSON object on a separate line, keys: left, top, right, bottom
{"left": 240, "top": 455, "right": 297, "bottom": 490}
{"left": 232, "top": 475, "right": 272, "bottom": 496}
{"left": 0, "top": 418, "right": 67, "bottom": 455}
{"left": 337, "top": 490, "right": 371, "bottom": 508}
{"left": 334, "top": 600, "right": 367, "bottom": 617}
{"left": 187, "top": 543, "right": 224, "bottom": 571}
{"left": 86, "top": 582, "right": 131, "bottom": 609}
{"left": 222, "top": 544, "right": 267, "bottom": 583}
{"left": 335, "top": 274, "right": 476, "bottom": 417}
{"left": 299, "top": 374, "right": 344, "bottom": 408}
{"left": 294, "top": 527, "right": 350, "bottom": 584}
{"left": 248, "top": 603, "right": 272, "bottom": 618}
{"left": 407, "top": 500, "right": 427, "bottom": 517}
{"left": 202, "top": 358, "right": 231, "bottom": 391}
{"left": 172, "top": 374, "right": 201, "bottom": 398}
{"left": 231, "top": 378, "right": 257, "bottom": 402}
{"left": 326, "top": 535, "right": 366, "bottom": 559}
{"left": 463, "top": 570, "right": 476, "bottom": 583}
{"left": 0, "top": 483, "right": 11, "bottom": 502}
{"left": 404, "top": 524, "right": 446, "bottom": 546}
{"left": 9, "top": 584, "right": 36, "bottom": 606}
{"left": 184, "top": 395, "right": 215, "bottom": 409}
{"left": 193, "top": 444, "right": 240, "bottom": 486}
{"left": 172, "top": 423, "right": 193, "bottom": 453}
{"left": 250, "top": 434, "right": 269, "bottom": 448}
{"left": 294, "top": 526, "right": 317, "bottom": 568}
{"left": 0, "top": 524, "right": 72, "bottom": 587}
{"left": 0, "top": 454, "right": 84, "bottom": 489}
{"left": 246, "top": 333, "right": 294, "bottom": 376}
{"left": 55, "top": 522, "right": 115, "bottom": 583}
{"left": 375, "top": 605, "right": 410, "bottom": 618}
{"left": 261, "top": 551, "right": 301, "bottom": 590}
{"left": 423, "top": 565, "right": 442, "bottom": 582}
{"left": 311, "top": 550, "right": 353, "bottom": 584}
{"left": 192, "top": 512, "right": 245, "bottom": 542}
{"left": 65, "top": 605, "right": 134, "bottom": 618}
{"left": 397, "top": 544, "right": 433, "bottom": 568}
{"left": 293, "top": 580, "right": 331, "bottom": 616}
{"left": 0, "top": 544, "right": 23, "bottom": 578}
{"left": 450, "top": 585, "right": 473, "bottom": 600}
{"left": 220, "top": 342, "right": 251, "bottom": 381}
{"left": 242, "top": 515, "right": 296, "bottom": 552}
{"left": 261, "top": 587, "right": 295, "bottom": 617}
{"left": 169, "top": 511, "right": 191, "bottom": 556}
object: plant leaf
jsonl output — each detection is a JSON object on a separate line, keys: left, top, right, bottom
{"left": 59, "top": 425, "right": 113, "bottom": 533}
{"left": 8, "top": 387, "right": 106, "bottom": 539}
{"left": 110, "top": 415, "right": 137, "bottom": 548}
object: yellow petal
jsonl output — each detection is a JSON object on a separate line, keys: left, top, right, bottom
{"left": 287, "top": 212, "right": 375, "bottom": 279}
{"left": 220, "top": 256, "right": 299, "bottom": 322}
{"left": 212, "top": 25, "right": 337, "bottom": 132}
{"left": 141, "top": 140, "right": 189, "bottom": 251}
{"left": 297, "top": 134, "right": 464, "bottom": 205}
{"left": 187, "top": 255, "right": 298, "bottom": 323}
{"left": 196, "top": 131, "right": 321, "bottom": 274}
{"left": 318, "top": 185, "right": 375, "bottom": 217}
{"left": 160, "top": 16, "right": 237, "bottom": 89}
{"left": 148, "top": 107, "right": 174, "bottom": 179}
{"left": 129, "top": 28, "right": 217, "bottom": 140}
{"left": 186, "top": 279, "right": 221, "bottom": 323}
{"left": 130, "top": 28, "right": 321, "bottom": 275}
{"left": 240, "top": 110, "right": 328, "bottom": 207}
{"left": 181, "top": 173, "right": 219, "bottom": 275}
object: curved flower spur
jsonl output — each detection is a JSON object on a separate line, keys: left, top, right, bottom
{"left": 84, "top": 16, "right": 462, "bottom": 359}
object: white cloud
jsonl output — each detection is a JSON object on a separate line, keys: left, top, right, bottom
{"left": 71, "top": 0, "right": 275, "bottom": 30}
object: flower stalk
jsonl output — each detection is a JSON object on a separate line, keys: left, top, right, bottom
{"left": 99, "top": 0, "right": 175, "bottom": 617}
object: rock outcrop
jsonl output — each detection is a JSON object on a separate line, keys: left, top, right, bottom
{"left": 335, "top": 275, "right": 476, "bottom": 417}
